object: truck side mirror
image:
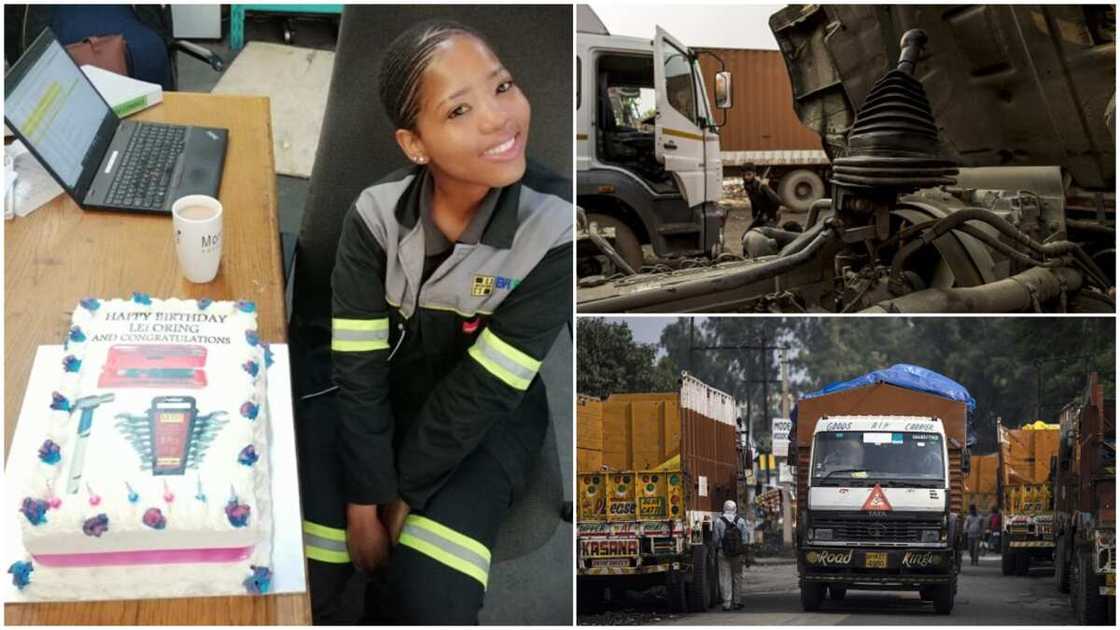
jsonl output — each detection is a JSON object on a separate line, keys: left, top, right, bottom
{"left": 715, "top": 71, "right": 733, "bottom": 109}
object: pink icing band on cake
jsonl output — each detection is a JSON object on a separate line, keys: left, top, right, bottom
{"left": 32, "top": 546, "right": 253, "bottom": 567}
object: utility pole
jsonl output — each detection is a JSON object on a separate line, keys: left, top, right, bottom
{"left": 779, "top": 349, "right": 793, "bottom": 548}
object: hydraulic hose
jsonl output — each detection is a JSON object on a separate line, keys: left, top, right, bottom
{"left": 862, "top": 266, "right": 1085, "bottom": 313}
{"left": 579, "top": 229, "right": 835, "bottom": 313}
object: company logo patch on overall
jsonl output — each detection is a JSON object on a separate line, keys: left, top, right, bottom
{"left": 471, "top": 274, "right": 520, "bottom": 296}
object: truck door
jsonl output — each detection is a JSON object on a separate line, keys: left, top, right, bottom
{"left": 653, "top": 26, "right": 709, "bottom": 208}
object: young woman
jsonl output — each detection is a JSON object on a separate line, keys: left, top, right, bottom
{"left": 301, "top": 20, "right": 571, "bottom": 624}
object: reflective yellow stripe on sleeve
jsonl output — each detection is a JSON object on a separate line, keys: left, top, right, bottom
{"left": 303, "top": 520, "right": 351, "bottom": 564}
{"left": 331, "top": 317, "right": 390, "bottom": 352}
{"left": 467, "top": 328, "right": 541, "bottom": 390}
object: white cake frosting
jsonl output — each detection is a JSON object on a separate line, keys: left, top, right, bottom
{"left": 13, "top": 296, "right": 274, "bottom": 599}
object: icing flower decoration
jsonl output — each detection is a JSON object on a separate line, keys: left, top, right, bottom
{"left": 236, "top": 300, "right": 257, "bottom": 313}
{"left": 242, "top": 361, "right": 260, "bottom": 377}
{"left": 238, "top": 445, "right": 259, "bottom": 466}
{"left": 68, "top": 326, "right": 86, "bottom": 343}
{"left": 82, "top": 514, "right": 109, "bottom": 537}
{"left": 131, "top": 291, "right": 152, "bottom": 305}
{"left": 142, "top": 507, "right": 167, "bottom": 530}
{"left": 244, "top": 565, "right": 272, "bottom": 594}
{"left": 38, "top": 440, "right": 61, "bottom": 465}
{"left": 50, "top": 392, "right": 71, "bottom": 412}
{"left": 162, "top": 480, "right": 175, "bottom": 504}
{"left": 245, "top": 330, "right": 260, "bottom": 347}
{"left": 63, "top": 355, "right": 82, "bottom": 373}
{"left": 79, "top": 298, "right": 101, "bottom": 312}
{"left": 240, "top": 402, "right": 260, "bottom": 421}
{"left": 87, "top": 483, "right": 101, "bottom": 506}
{"left": 8, "top": 561, "right": 32, "bottom": 590}
{"left": 225, "top": 498, "right": 251, "bottom": 528}
{"left": 44, "top": 481, "right": 61, "bottom": 509}
{"left": 263, "top": 344, "right": 275, "bottom": 369}
{"left": 198, "top": 298, "right": 214, "bottom": 310}
{"left": 20, "top": 498, "right": 48, "bottom": 525}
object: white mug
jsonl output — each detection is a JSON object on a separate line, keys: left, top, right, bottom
{"left": 171, "top": 194, "right": 223, "bottom": 283}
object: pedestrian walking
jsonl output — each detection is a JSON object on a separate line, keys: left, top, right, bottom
{"left": 714, "top": 499, "right": 750, "bottom": 611}
{"left": 965, "top": 504, "right": 985, "bottom": 566}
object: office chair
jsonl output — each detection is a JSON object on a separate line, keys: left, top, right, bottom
{"left": 287, "top": 5, "right": 573, "bottom": 624}
{"left": 6, "top": 4, "right": 223, "bottom": 91}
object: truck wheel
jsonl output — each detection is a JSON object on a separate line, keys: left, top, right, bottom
{"left": 1055, "top": 536, "right": 1071, "bottom": 593}
{"left": 800, "top": 582, "right": 825, "bottom": 611}
{"left": 687, "top": 545, "right": 711, "bottom": 611}
{"left": 587, "top": 213, "right": 643, "bottom": 273}
{"left": 1015, "top": 550, "right": 1030, "bottom": 576}
{"left": 1001, "top": 550, "right": 1014, "bottom": 576}
{"left": 1073, "top": 550, "right": 1108, "bottom": 624}
{"left": 932, "top": 582, "right": 955, "bottom": 615}
{"left": 667, "top": 573, "right": 688, "bottom": 613}
{"left": 828, "top": 584, "right": 847, "bottom": 600}
{"left": 919, "top": 587, "right": 933, "bottom": 601}
{"left": 777, "top": 169, "right": 825, "bottom": 213}
{"left": 577, "top": 579, "right": 605, "bottom": 612}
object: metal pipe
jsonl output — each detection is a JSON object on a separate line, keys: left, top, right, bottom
{"left": 862, "top": 267, "right": 1084, "bottom": 313}
{"left": 578, "top": 208, "right": 635, "bottom": 276}
{"left": 579, "top": 229, "right": 835, "bottom": 313}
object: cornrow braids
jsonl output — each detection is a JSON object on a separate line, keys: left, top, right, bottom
{"left": 378, "top": 20, "right": 491, "bottom": 130}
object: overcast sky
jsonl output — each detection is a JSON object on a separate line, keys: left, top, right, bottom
{"left": 587, "top": 3, "right": 783, "bottom": 50}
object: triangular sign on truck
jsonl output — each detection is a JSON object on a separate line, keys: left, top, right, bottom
{"left": 861, "top": 483, "right": 893, "bottom": 511}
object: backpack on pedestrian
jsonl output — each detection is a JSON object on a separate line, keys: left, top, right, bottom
{"left": 720, "top": 516, "right": 742, "bottom": 556}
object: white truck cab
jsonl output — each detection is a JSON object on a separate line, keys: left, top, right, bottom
{"left": 576, "top": 22, "right": 730, "bottom": 274}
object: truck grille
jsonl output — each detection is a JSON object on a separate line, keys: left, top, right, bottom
{"left": 813, "top": 518, "right": 939, "bottom": 544}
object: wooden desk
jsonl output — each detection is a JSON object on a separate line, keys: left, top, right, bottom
{"left": 4, "top": 93, "right": 309, "bottom": 625}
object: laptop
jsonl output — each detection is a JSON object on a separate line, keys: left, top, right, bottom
{"left": 4, "top": 28, "right": 227, "bottom": 213}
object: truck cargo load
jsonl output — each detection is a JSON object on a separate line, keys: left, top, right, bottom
{"left": 792, "top": 364, "right": 969, "bottom": 615}
{"left": 577, "top": 373, "right": 742, "bottom": 613}
{"left": 997, "top": 420, "right": 1059, "bottom": 576}
{"left": 964, "top": 453, "right": 999, "bottom": 514}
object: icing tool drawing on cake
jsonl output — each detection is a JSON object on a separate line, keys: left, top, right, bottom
{"left": 66, "top": 394, "right": 115, "bottom": 494}
{"left": 115, "top": 396, "right": 229, "bottom": 475}
{"left": 99, "top": 344, "right": 208, "bottom": 388}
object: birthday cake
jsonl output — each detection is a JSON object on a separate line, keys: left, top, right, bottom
{"left": 11, "top": 295, "right": 273, "bottom": 598}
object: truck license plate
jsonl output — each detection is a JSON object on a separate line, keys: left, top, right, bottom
{"left": 864, "top": 552, "right": 888, "bottom": 568}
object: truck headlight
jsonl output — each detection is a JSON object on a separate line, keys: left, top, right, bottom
{"left": 921, "top": 529, "right": 940, "bottom": 543}
{"left": 815, "top": 528, "right": 833, "bottom": 541}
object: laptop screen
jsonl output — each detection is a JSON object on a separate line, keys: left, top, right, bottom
{"left": 5, "top": 36, "right": 111, "bottom": 188}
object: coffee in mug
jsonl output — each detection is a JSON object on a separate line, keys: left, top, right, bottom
{"left": 171, "top": 195, "right": 224, "bottom": 283}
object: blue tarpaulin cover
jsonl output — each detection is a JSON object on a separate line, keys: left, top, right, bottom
{"left": 793, "top": 364, "right": 977, "bottom": 446}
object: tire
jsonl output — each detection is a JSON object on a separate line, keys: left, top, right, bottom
{"left": 800, "top": 582, "right": 825, "bottom": 612}
{"left": 919, "top": 587, "right": 934, "bottom": 602}
{"left": 577, "top": 578, "right": 605, "bottom": 613}
{"left": 932, "top": 582, "right": 955, "bottom": 615}
{"left": 667, "top": 572, "right": 688, "bottom": 613}
{"left": 587, "top": 213, "right": 643, "bottom": 273}
{"left": 687, "top": 545, "right": 711, "bottom": 612}
{"left": 1015, "top": 550, "right": 1030, "bottom": 576}
{"left": 1055, "top": 535, "right": 1071, "bottom": 594}
{"left": 777, "top": 169, "right": 826, "bottom": 213}
{"left": 1073, "top": 551, "right": 1108, "bottom": 624}
{"left": 829, "top": 584, "right": 847, "bottom": 600}
{"left": 1001, "top": 550, "right": 1014, "bottom": 576}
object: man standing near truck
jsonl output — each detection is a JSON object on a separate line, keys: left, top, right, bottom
{"left": 965, "top": 505, "right": 985, "bottom": 566}
{"left": 714, "top": 500, "right": 750, "bottom": 611}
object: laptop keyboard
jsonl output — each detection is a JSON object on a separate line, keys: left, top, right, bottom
{"left": 105, "top": 124, "right": 188, "bottom": 209}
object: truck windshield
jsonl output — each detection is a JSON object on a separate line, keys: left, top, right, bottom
{"left": 811, "top": 431, "right": 945, "bottom": 486}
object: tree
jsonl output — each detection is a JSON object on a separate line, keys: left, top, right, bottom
{"left": 577, "top": 318, "right": 679, "bottom": 398}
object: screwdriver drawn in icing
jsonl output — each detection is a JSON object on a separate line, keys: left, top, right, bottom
{"left": 66, "top": 393, "right": 115, "bottom": 494}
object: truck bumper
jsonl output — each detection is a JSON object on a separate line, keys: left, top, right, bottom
{"left": 1008, "top": 540, "right": 1055, "bottom": 548}
{"left": 799, "top": 547, "right": 955, "bottom": 585}
{"left": 579, "top": 562, "right": 678, "bottom": 576}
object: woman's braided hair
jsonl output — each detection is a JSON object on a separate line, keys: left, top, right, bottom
{"left": 378, "top": 20, "right": 491, "bottom": 130}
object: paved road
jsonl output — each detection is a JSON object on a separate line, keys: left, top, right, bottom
{"left": 661, "top": 555, "right": 1073, "bottom": 626}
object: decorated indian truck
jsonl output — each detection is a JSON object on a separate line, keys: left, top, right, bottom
{"left": 576, "top": 373, "right": 742, "bottom": 612}
{"left": 791, "top": 365, "right": 971, "bottom": 615}
{"left": 1053, "top": 372, "right": 1115, "bottom": 625}
{"left": 996, "top": 420, "right": 1059, "bottom": 576}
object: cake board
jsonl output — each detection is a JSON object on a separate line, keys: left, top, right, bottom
{"left": 5, "top": 344, "right": 307, "bottom": 602}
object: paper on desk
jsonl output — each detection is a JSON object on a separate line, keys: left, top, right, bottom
{"left": 3, "top": 141, "right": 64, "bottom": 218}
{"left": 5, "top": 344, "right": 307, "bottom": 602}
